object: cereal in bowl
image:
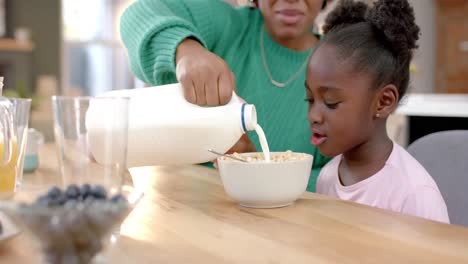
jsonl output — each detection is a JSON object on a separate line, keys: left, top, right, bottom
{"left": 222, "top": 150, "right": 309, "bottom": 162}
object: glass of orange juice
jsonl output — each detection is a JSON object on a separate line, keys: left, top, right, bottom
{"left": 0, "top": 98, "right": 31, "bottom": 199}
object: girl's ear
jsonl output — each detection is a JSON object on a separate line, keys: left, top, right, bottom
{"left": 373, "top": 84, "right": 399, "bottom": 119}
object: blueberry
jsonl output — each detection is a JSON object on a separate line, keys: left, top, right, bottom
{"left": 75, "top": 194, "right": 85, "bottom": 202}
{"left": 47, "top": 198, "right": 61, "bottom": 207}
{"left": 80, "top": 184, "right": 91, "bottom": 197}
{"left": 65, "top": 184, "right": 80, "bottom": 199}
{"left": 47, "top": 186, "right": 62, "bottom": 199}
{"left": 48, "top": 192, "right": 67, "bottom": 207}
{"left": 90, "top": 185, "right": 107, "bottom": 200}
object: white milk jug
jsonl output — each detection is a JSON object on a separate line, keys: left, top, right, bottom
{"left": 86, "top": 83, "right": 257, "bottom": 167}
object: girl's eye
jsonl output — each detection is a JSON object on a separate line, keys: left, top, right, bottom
{"left": 325, "top": 102, "right": 340, "bottom": 109}
{"left": 304, "top": 98, "right": 314, "bottom": 104}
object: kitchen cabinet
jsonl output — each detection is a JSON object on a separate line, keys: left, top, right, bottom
{"left": 436, "top": 0, "right": 468, "bottom": 93}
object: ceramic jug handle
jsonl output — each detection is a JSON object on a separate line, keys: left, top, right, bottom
{"left": 0, "top": 98, "right": 14, "bottom": 165}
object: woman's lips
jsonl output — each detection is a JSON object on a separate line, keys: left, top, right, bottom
{"left": 276, "top": 10, "right": 303, "bottom": 25}
{"left": 311, "top": 133, "right": 327, "bottom": 146}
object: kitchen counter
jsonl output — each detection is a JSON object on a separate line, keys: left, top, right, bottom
{"left": 396, "top": 93, "right": 468, "bottom": 117}
{"left": 391, "top": 93, "right": 468, "bottom": 145}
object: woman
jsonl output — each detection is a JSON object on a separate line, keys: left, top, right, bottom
{"left": 120, "top": 0, "right": 332, "bottom": 192}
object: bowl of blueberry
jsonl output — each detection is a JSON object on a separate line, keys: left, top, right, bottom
{"left": 0, "top": 184, "right": 143, "bottom": 264}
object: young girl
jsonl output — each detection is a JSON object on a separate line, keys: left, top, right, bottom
{"left": 305, "top": 0, "right": 449, "bottom": 223}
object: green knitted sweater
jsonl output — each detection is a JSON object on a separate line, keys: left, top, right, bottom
{"left": 120, "top": 0, "right": 332, "bottom": 192}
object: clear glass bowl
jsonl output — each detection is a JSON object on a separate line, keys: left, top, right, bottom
{"left": 0, "top": 185, "right": 143, "bottom": 264}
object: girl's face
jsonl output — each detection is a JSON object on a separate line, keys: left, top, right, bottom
{"left": 259, "top": 0, "right": 323, "bottom": 40}
{"left": 305, "top": 44, "right": 379, "bottom": 157}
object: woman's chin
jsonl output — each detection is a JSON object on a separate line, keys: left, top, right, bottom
{"left": 272, "top": 25, "right": 305, "bottom": 40}
{"left": 277, "top": 30, "right": 302, "bottom": 40}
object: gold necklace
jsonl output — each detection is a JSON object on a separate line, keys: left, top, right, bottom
{"left": 260, "top": 26, "right": 313, "bottom": 88}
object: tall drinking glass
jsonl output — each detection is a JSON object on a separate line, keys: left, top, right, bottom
{"left": 0, "top": 97, "right": 31, "bottom": 198}
{"left": 51, "top": 96, "right": 129, "bottom": 195}
{"left": 12, "top": 98, "right": 32, "bottom": 189}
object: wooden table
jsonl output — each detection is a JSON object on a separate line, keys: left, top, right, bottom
{"left": 2, "top": 144, "right": 468, "bottom": 263}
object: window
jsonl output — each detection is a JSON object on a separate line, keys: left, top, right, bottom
{"left": 62, "top": 0, "right": 141, "bottom": 96}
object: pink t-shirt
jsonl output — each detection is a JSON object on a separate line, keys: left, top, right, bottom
{"left": 317, "top": 143, "right": 449, "bottom": 223}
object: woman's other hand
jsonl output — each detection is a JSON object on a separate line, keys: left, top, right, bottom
{"left": 176, "top": 38, "right": 236, "bottom": 106}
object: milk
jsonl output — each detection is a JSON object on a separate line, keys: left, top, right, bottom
{"left": 86, "top": 83, "right": 268, "bottom": 167}
{"left": 255, "top": 125, "right": 270, "bottom": 162}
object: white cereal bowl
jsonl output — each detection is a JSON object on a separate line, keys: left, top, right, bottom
{"left": 217, "top": 152, "right": 313, "bottom": 208}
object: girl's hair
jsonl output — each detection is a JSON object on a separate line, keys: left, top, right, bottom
{"left": 321, "top": 0, "right": 420, "bottom": 100}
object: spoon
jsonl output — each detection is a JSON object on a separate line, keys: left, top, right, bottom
{"left": 207, "top": 149, "right": 247, "bottom": 163}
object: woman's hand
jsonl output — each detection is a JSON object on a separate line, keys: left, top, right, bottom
{"left": 176, "top": 38, "right": 236, "bottom": 106}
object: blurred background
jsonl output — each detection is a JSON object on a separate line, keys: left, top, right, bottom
{"left": 0, "top": 0, "right": 466, "bottom": 142}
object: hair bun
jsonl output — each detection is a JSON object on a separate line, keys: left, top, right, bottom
{"left": 366, "top": 0, "right": 420, "bottom": 61}
{"left": 322, "top": 0, "right": 368, "bottom": 34}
